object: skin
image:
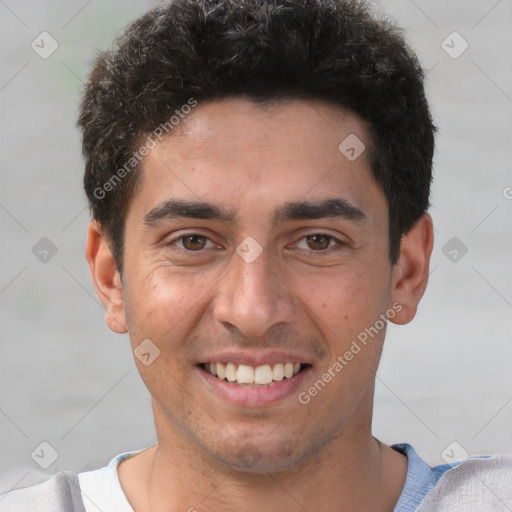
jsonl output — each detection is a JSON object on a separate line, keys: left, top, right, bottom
{"left": 86, "top": 98, "right": 434, "bottom": 511}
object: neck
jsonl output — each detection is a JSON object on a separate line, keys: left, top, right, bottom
{"left": 125, "top": 413, "right": 407, "bottom": 511}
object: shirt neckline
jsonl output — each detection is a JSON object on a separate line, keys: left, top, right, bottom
{"left": 390, "top": 442, "right": 456, "bottom": 511}
{"left": 97, "top": 442, "right": 452, "bottom": 512}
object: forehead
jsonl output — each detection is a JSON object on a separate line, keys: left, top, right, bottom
{"left": 134, "top": 98, "right": 385, "bottom": 223}
{"left": 170, "top": 97, "right": 370, "bottom": 167}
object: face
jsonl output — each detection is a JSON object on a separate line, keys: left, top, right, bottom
{"left": 93, "top": 98, "right": 414, "bottom": 472}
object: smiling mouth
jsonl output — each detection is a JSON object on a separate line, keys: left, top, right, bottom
{"left": 200, "top": 362, "right": 310, "bottom": 387}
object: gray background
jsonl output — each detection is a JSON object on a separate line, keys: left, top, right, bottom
{"left": 1, "top": 0, "right": 511, "bottom": 493}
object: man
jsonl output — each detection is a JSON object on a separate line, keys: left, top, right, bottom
{"left": 2, "top": 0, "right": 511, "bottom": 510}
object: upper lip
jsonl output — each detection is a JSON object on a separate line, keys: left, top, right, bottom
{"left": 197, "top": 350, "right": 314, "bottom": 367}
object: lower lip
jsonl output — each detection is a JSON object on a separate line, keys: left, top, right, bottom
{"left": 197, "top": 365, "right": 312, "bottom": 407}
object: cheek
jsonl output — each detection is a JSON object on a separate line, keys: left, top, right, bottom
{"left": 124, "top": 267, "right": 202, "bottom": 348}
{"left": 125, "top": 273, "right": 200, "bottom": 394}
{"left": 303, "top": 273, "right": 389, "bottom": 406}
{"left": 301, "top": 267, "right": 389, "bottom": 350}
{"left": 137, "top": 263, "right": 202, "bottom": 307}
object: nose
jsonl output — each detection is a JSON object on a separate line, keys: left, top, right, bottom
{"left": 212, "top": 245, "right": 295, "bottom": 338}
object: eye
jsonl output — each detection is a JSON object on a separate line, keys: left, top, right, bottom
{"left": 170, "top": 234, "right": 218, "bottom": 252}
{"left": 294, "top": 234, "right": 344, "bottom": 252}
{"left": 166, "top": 233, "right": 344, "bottom": 255}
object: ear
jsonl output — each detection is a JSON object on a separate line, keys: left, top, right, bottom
{"left": 85, "top": 220, "right": 127, "bottom": 334}
{"left": 389, "top": 213, "right": 434, "bottom": 325}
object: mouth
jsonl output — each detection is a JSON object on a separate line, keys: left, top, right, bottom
{"left": 200, "top": 361, "right": 310, "bottom": 387}
{"left": 197, "top": 360, "right": 312, "bottom": 406}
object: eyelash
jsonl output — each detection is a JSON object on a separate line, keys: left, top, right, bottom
{"left": 167, "top": 233, "right": 346, "bottom": 256}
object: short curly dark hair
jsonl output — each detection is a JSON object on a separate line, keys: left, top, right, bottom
{"left": 78, "top": 0, "right": 435, "bottom": 273}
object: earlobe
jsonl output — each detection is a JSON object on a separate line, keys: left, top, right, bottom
{"left": 390, "top": 213, "right": 434, "bottom": 325}
{"left": 85, "top": 220, "right": 127, "bottom": 334}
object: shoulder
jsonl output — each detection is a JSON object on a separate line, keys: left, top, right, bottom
{"left": 417, "top": 452, "right": 512, "bottom": 511}
{"left": 0, "top": 446, "right": 151, "bottom": 512}
{"left": 0, "top": 471, "right": 85, "bottom": 512}
{"left": 78, "top": 447, "right": 149, "bottom": 511}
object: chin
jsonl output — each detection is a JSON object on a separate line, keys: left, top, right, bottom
{"left": 202, "top": 434, "right": 320, "bottom": 475}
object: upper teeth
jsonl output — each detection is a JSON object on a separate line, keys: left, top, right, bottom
{"left": 207, "top": 362, "right": 302, "bottom": 385}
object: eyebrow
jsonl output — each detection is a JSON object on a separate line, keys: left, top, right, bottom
{"left": 143, "top": 197, "right": 367, "bottom": 227}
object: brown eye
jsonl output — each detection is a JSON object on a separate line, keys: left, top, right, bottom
{"left": 181, "top": 235, "right": 207, "bottom": 250}
{"left": 306, "top": 234, "right": 332, "bottom": 250}
{"left": 293, "top": 233, "right": 345, "bottom": 255}
{"left": 167, "top": 233, "right": 219, "bottom": 255}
